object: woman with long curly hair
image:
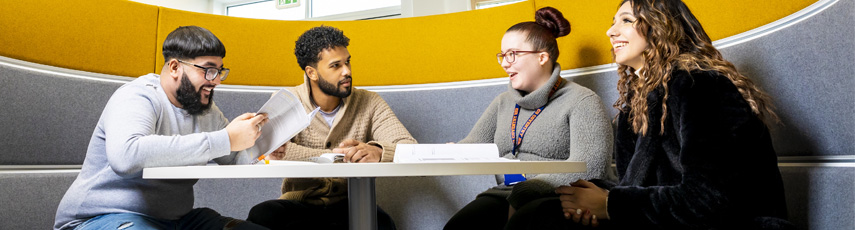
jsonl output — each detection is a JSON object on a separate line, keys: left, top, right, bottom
{"left": 506, "top": 1, "right": 794, "bottom": 229}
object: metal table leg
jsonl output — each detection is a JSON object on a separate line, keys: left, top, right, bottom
{"left": 348, "top": 177, "right": 377, "bottom": 230}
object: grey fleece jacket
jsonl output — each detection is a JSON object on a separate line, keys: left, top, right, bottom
{"left": 459, "top": 64, "right": 614, "bottom": 209}
{"left": 54, "top": 74, "right": 257, "bottom": 230}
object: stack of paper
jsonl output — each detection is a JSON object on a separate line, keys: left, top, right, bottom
{"left": 253, "top": 89, "right": 320, "bottom": 160}
{"left": 265, "top": 153, "right": 343, "bottom": 165}
{"left": 393, "top": 143, "right": 516, "bottom": 163}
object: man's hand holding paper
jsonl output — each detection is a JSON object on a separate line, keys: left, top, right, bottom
{"left": 226, "top": 113, "right": 268, "bottom": 151}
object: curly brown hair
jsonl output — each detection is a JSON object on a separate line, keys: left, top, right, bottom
{"left": 613, "top": 0, "right": 779, "bottom": 135}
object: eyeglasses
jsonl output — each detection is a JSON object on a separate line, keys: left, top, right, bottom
{"left": 177, "top": 60, "right": 230, "bottom": 81}
{"left": 497, "top": 50, "right": 544, "bottom": 64}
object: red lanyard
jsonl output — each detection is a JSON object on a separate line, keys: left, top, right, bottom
{"left": 510, "top": 78, "right": 563, "bottom": 156}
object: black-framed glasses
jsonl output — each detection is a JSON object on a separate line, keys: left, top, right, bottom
{"left": 177, "top": 60, "right": 229, "bottom": 81}
{"left": 497, "top": 50, "right": 545, "bottom": 64}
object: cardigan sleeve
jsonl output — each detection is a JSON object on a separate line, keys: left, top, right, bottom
{"left": 279, "top": 141, "right": 331, "bottom": 161}
{"left": 607, "top": 70, "right": 757, "bottom": 228}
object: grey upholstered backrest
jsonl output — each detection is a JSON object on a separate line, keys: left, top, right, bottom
{"left": 0, "top": 1, "right": 853, "bottom": 230}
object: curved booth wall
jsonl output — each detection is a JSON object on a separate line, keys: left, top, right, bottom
{"left": 1, "top": 0, "right": 853, "bottom": 230}
{"left": 1, "top": 0, "right": 818, "bottom": 86}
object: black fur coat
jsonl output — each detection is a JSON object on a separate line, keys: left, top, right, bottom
{"left": 603, "top": 69, "right": 790, "bottom": 229}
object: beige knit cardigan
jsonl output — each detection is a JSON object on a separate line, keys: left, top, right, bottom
{"left": 277, "top": 83, "right": 417, "bottom": 206}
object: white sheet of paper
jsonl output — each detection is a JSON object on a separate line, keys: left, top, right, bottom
{"left": 253, "top": 89, "right": 320, "bottom": 158}
{"left": 393, "top": 143, "right": 515, "bottom": 163}
{"left": 265, "top": 160, "right": 317, "bottom": 165}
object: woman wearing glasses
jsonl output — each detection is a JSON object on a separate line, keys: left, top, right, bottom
{"left": 444, "top": 7, "right": 614, "bottom": 230}
{"left": 508, "top": 0, "right": 792, "bottom": 229}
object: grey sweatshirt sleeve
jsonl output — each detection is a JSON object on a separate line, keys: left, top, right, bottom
{"left": 507, "top": 94, "right": 614, "bottom": 209}
{"left": 102, "top": 87, "right": 233, "bottom": 177}
{"left": 459, "top": 95, "right": 502, "bottom": 144}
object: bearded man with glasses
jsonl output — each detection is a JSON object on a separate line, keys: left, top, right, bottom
{"left": 54, "top": 26, "right": 269, "bottom": 230}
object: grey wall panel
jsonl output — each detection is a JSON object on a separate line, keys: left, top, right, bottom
{"left": 717, "top": 0, "right": 854, "bottom": 156}
{"left": 209, "top": 91, "right": 272, "bottom": 124}
{"left": 0, "top": 65, "right": 121, "bottom": 165}
{"left": 0, "top": 172, "right": 78, "bottom": 230}
{"left": 375, "top": 175, "right": 497, "bottom": 230}
{"left": 192, "top": 178, "right": 283, "bottom": 220}
{"left": 780, "top": 166, "right": 855, "bottom": 230}
{"left": 377, "top": 86, "right": 505, "bottom": 144}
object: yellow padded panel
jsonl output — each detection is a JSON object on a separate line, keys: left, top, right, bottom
{"left": 535, "top": 0, "right": 818, "bottom": 71}
{"left": 0, "top": 0, "right": 158, "bottom": 77}
{"left": 156, "top": 2, "right": 535, "bottom": 86}
{"left": 0, "top": 0, "right": 819, "bottom": 86}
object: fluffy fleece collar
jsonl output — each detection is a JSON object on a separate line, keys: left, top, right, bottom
{"left": 509, "top": 64, "right": 564, "bottom": 110}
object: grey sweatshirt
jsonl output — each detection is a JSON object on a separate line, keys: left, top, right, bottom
{"left": 54, "top": 74, "right": 255, "bottom": 230}
{"left": 460, "top": 64, "right": 614, "bottom": 209}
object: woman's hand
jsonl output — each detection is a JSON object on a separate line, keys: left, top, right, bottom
{"left": 555, "top": 179, "right": 609, "bottom": 227}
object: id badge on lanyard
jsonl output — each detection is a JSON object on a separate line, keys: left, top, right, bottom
{"left": 504, "top": 105, "right": 543, "bottom": 186}
{"left": 504, "top": 173, "right": 527, "bottom": 186}
{"left": 503, "top": 78, "right": 563, "bottom": 186}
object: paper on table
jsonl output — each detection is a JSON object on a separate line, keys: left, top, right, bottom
{"left": 253, "top": 89, "right": 320, "bottom": 161}
{"left": 266, "top": 160, "right": 318, "bottom": 165}
{"left": 309, "top": 153, "right": 344, "bottom": 164}
{"left": 393, "top": 143, "right": 517, "bottom": 163}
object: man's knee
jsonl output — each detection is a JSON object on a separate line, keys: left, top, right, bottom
{"left": 75, "top": 213, "right": 164, "bottom": 230}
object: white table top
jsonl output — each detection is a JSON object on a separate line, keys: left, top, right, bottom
{"left": 143, "top": 161, "right": 586, "bottom": 179}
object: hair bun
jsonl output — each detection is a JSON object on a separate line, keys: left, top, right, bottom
{"left": 535, "top": 7, "right": 571, "bottom": 38}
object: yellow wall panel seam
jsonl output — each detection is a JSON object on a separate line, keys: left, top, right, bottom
{"left": 154, "top": 6, "right": 163, "bottom": 75}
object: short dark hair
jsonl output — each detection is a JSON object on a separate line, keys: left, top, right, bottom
{"left": 294, "top": 26, "right": 350, "bottom": 71}
{"left": 162, "top": 26, "right": 226, "bottom": 63}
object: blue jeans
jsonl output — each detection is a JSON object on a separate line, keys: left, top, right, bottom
{"left": 74, "top": 208, "right": 268, "bottom": 230}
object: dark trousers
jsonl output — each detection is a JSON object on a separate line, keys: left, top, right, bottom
{"left": 444, "top": 195, "right": 509, "bottom": 230}
{"left": 247, "top": 199, "right": 396, "bottom": 230}
{"left": 445, "top": 196, "right": 603, "bottom": 230}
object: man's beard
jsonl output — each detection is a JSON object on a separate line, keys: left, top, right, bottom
{"left": 176, "top": 73, "right": 213, "bottom": 115}
{"left": 317, "top": 73, "right": 352, "bottom": 98}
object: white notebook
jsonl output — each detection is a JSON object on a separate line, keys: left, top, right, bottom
{"left": 393, "top": 143, "right": 516, "bottom": 163}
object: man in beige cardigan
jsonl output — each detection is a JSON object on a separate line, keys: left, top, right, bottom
{"left": 247, "top": 26, "right": 416, "bottom": 230}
